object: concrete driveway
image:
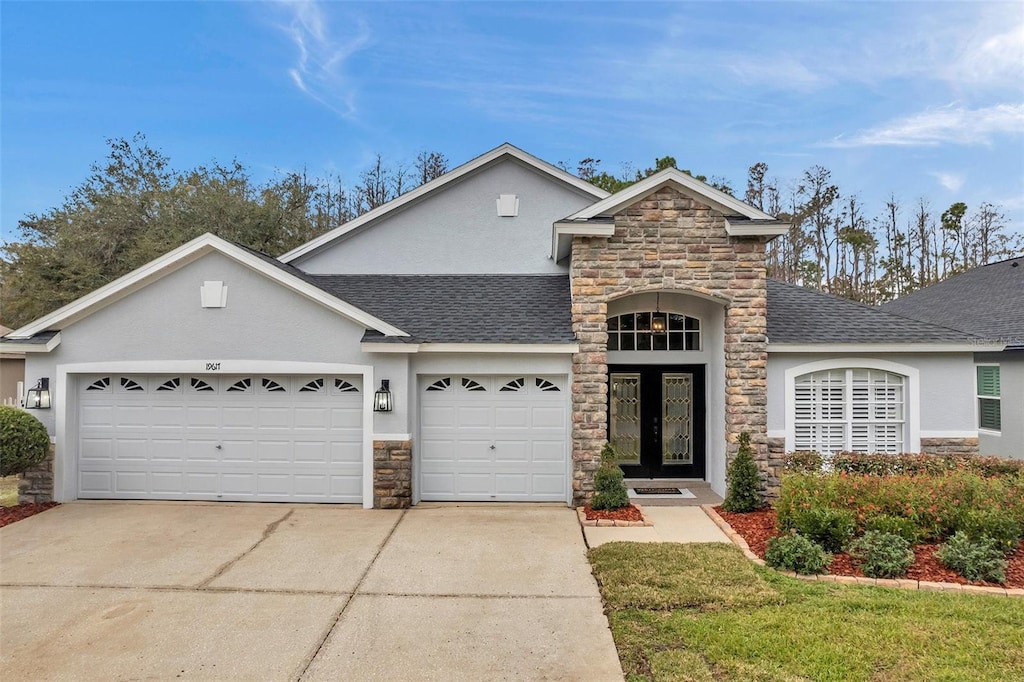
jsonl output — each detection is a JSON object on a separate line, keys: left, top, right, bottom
{"left": 0, "top": 502, "right": 623, "bottom": 681}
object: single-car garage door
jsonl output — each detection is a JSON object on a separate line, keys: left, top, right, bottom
{"left": 419, "top": 375, "right": 568, "bottom": 501}
{"left": 76, "top": 374, "right": 364, "bottom": 503}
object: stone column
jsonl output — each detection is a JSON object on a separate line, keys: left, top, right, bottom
{"left": 373, "top": 439, "right": 412, "bottom": 509}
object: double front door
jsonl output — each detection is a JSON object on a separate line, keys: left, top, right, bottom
{"left": 608, "top": 365, "right": 705, "bottom": 479}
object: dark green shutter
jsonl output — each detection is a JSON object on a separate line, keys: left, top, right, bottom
{"left": 977, "top": 366, "right": 1000, "bottom": 397}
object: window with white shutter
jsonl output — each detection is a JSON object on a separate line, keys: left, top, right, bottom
{"left": 976, "top": 365, "right": 1001, "bottom": 431}
{"left": 793, "top": 369, "right": 905, "bottom": 454}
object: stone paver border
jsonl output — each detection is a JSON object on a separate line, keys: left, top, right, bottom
{"left": 576, "top": 504, "right": 654, "bottom": 527}
{"left": 702, "top": 505, "right": 1024, "bottom": 599}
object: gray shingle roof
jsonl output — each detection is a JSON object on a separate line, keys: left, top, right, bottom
{"left": 766, "top": 279, "right": 981, "bottom": 344}
{"left": 0, "top": 330, "right": 59, "bottom": 345}
{"left": 879, "top": 256, "right": 1024, "bottom": 348}
{"left": 309, "top": 274, "right": 575, "bottom": 344}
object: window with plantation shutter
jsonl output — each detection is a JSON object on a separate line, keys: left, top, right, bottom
{"left": 793, "top": 369, "right": 905, "bottom": 454}
{"left": 976, "top": 365, "right": 1001, "bottom": 431}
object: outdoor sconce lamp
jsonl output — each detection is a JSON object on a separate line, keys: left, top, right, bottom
{"left": 373, "top": 379, "right": 393, "bottom": 412}
{"left": 26, "top": 377, "right": 51, "bottom": 409}
{"left": 651, "top": 293, "right": 667, "bottom": 332}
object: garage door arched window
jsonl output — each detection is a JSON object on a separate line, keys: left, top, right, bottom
{"left": 793, "top": 368, "right": 906, "bottom": 454}
{"left": 607, "top": 312, "right": 700, "bottom": 351}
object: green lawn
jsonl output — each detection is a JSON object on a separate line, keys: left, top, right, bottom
{"left": 589, "top": 543, "right": 1024, "bottom": 682}
{"left": 1, "top": 476, "right": 19, "bottom": 507}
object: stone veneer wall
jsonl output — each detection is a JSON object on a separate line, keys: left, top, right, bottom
{"left": 569, "top": 187, "right": 770, "bottom": 506}
{"left": 920, "top": 437, "right": 980, "bottom": 456}
{"left": 18, "top": 444, "right": 55, "bottom": 504}
{"left": 373, "top": 440, "right": 412, "bottom": 509}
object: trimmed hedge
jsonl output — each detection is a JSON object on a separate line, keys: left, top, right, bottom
{"left": 0, "top": 405, "right": 51, "bottom": 476}
{"left": 783, "top": 450, "right": 1024, "bottom": 478}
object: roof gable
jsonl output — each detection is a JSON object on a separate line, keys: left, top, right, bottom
{"left": 280, "top": 143, "right": 610, "bottom": 265}
{"left": 7, "top": 233, "right": 409, "bottom": 340}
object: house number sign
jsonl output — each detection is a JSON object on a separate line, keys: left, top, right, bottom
{"left": 205, "top": 362, "right": 222, "bottom": 371}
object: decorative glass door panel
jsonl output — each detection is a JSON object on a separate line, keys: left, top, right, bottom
{"left": 610, "top": 373, "right": 641, "bottom": 464}
{"left": 662, "top": 374, "right": 693, "bottom": 465}
{"left": 607, "top": 365, "right": 705, "bottom": 479}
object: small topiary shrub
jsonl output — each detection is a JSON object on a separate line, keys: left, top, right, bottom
{"left": 956, "top": 509, "right": 1022, "bottom": 554}
{"left": 765, "top": 533, "right": 831, "bottom": 575}
{"left": 848, "top": 531, "right": 915, "bottom": 579}
{"left": 864, "top": 515, "right": 919, "bottom": 544}
{"left": 937, "top": 532, "right": 1007, "bottom": 583}
{"left": 0, "top": 405, "right": 51, "bottom": 477}
{"left": 722, "top": 432, "right": 763, "bottom": 512}
{"left": 784, "top": 507, "right": 857, "bottom": 553}
{"left": 591, "top": 442, "right": 630, "bottom": 510}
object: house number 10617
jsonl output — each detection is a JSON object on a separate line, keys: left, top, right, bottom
{"left": 205, "top": 362, "right": 221, "bottom": 371}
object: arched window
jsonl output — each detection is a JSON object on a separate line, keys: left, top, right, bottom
{"left": 793, "top": 368, "right": 906, "bottom": 454}
{"left": 607, "top": 312, "right": 700, "bottom": 351}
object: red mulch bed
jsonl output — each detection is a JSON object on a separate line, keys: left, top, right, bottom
{"left": 583, "top": 504, "right": 646, "bottom": 522}
{"left": 715, "top": 506, "right": 1024, "bottom": 589}
{"left": 0, "top": 503, "right": 58, "bottom": 528}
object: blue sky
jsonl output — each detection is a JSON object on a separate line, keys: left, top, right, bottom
{"left": 3, "top": 1, "right": 1023, "bottom": 238}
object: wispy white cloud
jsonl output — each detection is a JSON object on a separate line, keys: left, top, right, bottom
{"left": 277, "top": 0, "right": 371, "bottom": 118}
{"left": 823, "top": 103, "right": 1024, "bottom": 148}
{"left": 943, "top": 22, "right": 1024, "bottom": 91}
{"left": 930, "top": 171, "right": 965, "bottom": 192}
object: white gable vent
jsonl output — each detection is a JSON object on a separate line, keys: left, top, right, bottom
{"left": 496, "top": 194, "right": 519, "bottom": 217}
{"left": 200, "top": 281, "right": 228, "bottom": 308}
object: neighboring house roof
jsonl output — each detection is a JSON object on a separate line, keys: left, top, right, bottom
{"left": 766, "top": 279, "right": 988, "bottom": 348}
{"left": 4, "top": 234, "right": 410, "bottom": 346}
{"left": 279, "top": 143, "right": 611, "bottom": 264}
{"left": 879, "top": 255, "right": 1024, "bottom": 349}
{"left": 308, "top": 274, "right": 576, "bottom": 345}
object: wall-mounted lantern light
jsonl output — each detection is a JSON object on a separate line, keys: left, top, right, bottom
{"left": 25, "top": 377, "right": 51, "bottom": 409}
{"left": 373, "top": 379, "right": 393, "bottom": 412}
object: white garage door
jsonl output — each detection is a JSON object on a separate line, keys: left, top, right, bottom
{"left": 419, "top": 375, "right": 568, "bottom": 501}
{"left": 76, "top": 374, "right": 364, "bottom": 503}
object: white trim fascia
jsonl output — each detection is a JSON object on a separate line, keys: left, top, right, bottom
{"left": 373, "top": 433, "right": 412, "bottom": 442}
{"left": 0, "top": 333, "right": 62, "bottom": 353}
{"left": 768, "top": 343, "right": 1003, "bottom": 353}
{"left": 53, "top": 359, "right": 377, "bottom": 508}
{"left": 419, "top": 343, "right": 579, "bottom": 354}
{"left": 362, "top": 342, "right": 580, "bottom": 354}
{"left": 9, "top": 234, "right": 409, "bottom": 339}
{"left": 920, "top": 430, "right": 979, "bottom": 439}
{"left": 361, "top": 343, "right": 422, "bottom": 354}
{"left": 280, "top": 143, "right": 609, "bottom": 264}
{"left": 551, "top": 221, "right": 617, "bottom": 260}
{"left": 724, "top": 219, "right": 791, "bottom": 237}
{"left": 783, "top": 358, "right": 922, "bottom": 454}
{"left": 563, "top": 168, "right": 776, "bottom": 222}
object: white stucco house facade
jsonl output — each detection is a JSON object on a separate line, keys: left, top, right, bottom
{"left": 2, "top": 144, "right": 1005, "bottom": 508}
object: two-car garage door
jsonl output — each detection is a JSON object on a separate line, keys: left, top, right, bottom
{"left": 419, "top": 375, "right": 568, "bottom": 502}
{"left": 76, "top": 374, "right": 364, "bottom": 503}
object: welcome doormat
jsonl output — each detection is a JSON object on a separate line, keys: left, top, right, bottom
{"left": 628, "top": 487, "right": 697, "bottom": 499}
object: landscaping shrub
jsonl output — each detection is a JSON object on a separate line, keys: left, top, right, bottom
{"left": 937, "top": 532, "right": 1007, "bottom": 584}
{"left": 817, "top": 451, "right": 1024, "bottom": 478}
{"left": 777, "top": 470, "right": 1024, "bottom": 543}
{"left": 722, "top": 432, "right": 763, "bottom": 513}
{"left": 765, "top": 533, "right": 831, "bottom": 575}
{"left": 592, "top": 442, "right": 630, "bottom": 510}
{"left": 864, "top": 515, "right": 919, "bottom": 544}
{"left": 782, "top": 450, "right": 823, "bottom": 474}
{"left": 956, "top": 509, "right": 1022, "bottom": 554}
{"left": 782, "top": 507, "right": 857, "bottom": 553}
{"left": 0, "top": 406, "right": 50, "bottom": 477}
{"left": 848, "top": 531, "right": 915, "bottom": 579}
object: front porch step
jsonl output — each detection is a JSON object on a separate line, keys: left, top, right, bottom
{"left": 623, "top": 480, "right": 722, "bottom": 507}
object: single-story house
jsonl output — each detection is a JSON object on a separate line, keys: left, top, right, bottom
{"left": 1, "top": 144, "right": 1005, "bottom": 508}
{"left": 880, "top": 256, "right": 1023, "bottom": 459}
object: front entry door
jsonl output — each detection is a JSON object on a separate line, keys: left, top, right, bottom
{"left": 608, "top": 365, "right": 706, "bottom": 479}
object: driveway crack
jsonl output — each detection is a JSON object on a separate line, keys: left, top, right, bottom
{"left": 294, "top": 508, "right": 406, "bottom": 682}
{"left": 195, "top": 509, "right": 294, "bottom": 589}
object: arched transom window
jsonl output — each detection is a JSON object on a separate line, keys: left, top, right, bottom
{"left": 793, "top": 368, "right": 905, "bottom": 454}
{"left": 607, "top": 312, "right": 700, "bottom": 351}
